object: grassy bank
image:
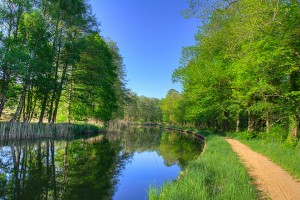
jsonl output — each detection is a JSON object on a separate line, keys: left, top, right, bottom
{"left": 0, "top": 122, "right": 102, "bottom": 141}
{"left": 228, "top": 131, "right": 300, "bottom": 180}
{"left": 148, "top": 130, "right": 257, "bottom": 200}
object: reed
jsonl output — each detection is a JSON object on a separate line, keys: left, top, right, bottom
{"left": 106, "top": 119, "right": 130, "bottom": 132}
{"left": 0, "top": 122, "right": 102, "bottom": 142}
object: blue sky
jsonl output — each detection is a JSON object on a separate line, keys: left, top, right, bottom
{"left": 90, "top": 0, "right": 199, "bottom": 99}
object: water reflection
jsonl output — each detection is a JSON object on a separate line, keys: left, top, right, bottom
{"left": 0, "top": 128, "right": 203, "bottom": 200}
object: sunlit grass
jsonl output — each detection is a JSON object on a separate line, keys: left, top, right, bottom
{"left": 148, "top": 133, "right": 257, "bottom": 200}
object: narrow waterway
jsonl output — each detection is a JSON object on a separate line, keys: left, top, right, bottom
{"left": 0, "top": 127, "right": 203, "bottom": 200}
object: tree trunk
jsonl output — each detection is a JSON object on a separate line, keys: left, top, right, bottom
{"left": 247, "top": 111, "right": 255, "bottom": 132}
{"left": 52, "top": 64, "right": 68, "bottom": 123}
{"left": 266, "top": 117, "right": 270, "bottom": 133}
{"left": 11, "top": 83, "right": 28, "bottom": 122}
{"left": 236, "top": 113, "right": 240, "bottom": 132}
{"left": 39, "top": 93, "right": 48, "bottom": 124}
{"left": 289, "top": 115, "right": 299, "bottom": 138}
{"left": 48, "top": 26, "right": 63, "bottom": 123}
{"left": 223, "top": 111, "right": 230, "bottom": 131}
{"left": 0, "top": 74, "right": 11, "bottom": 118}
{"left": 67, "top": 68, "right": 73, "bottom": 123}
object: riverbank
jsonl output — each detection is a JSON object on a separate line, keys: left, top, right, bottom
{"left": 0, "top": 122, "right": 102, "bottom": 141}
{"left": 148, "top": 129, "right": 257, "bottom": 200}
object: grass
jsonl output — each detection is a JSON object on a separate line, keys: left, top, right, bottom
{"left": 0, "top": 122, "right": 103, "bottom": 141}
{"left": 148, "top": 130, "right": 257, "bottom": 200}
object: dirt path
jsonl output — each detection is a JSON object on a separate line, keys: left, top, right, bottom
{"left": 225, "top": 138, "right": 300, "bottom": 200}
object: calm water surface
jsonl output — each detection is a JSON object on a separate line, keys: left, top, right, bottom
{"left": 0, "top": 127, "right": 203, "bottom": 200}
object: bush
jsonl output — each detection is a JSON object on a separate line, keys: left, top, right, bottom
{"left": 258, "top": 125, "right": 288, "bottom": 142}
{"left": 284, "top": 134, "right": 299, "bottom": 149}
{"left": 237, "top": 131, "right": 257, "bottom": 140}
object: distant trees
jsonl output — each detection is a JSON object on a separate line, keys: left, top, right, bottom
{"left": 0, "top": 0, "right": 127, "bottom": 123}
{"left": 160, "top": 89, "right": 186, "bottom": 125}
{"left": 123, "top": 93, "right": 162, "bottom": 123}
{"left": 166, "top": 0, "right": 300, "bottom": 138}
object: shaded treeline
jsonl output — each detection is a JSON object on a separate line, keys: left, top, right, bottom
{"left": 0, "top": 0, "right": 127, "bottom": 124}
{"left": 163, "top": 0, "right": 300, "bottom": 141}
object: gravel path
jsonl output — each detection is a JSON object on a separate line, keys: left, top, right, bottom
{"left": 225, "top": 138, "right": 300, "bottom": 200}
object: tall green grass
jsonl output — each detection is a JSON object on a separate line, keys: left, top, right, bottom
{"left": 148, "top": 133, "right": 257, "bottom": 200}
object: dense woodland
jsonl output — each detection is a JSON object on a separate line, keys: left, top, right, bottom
{"left": 164, "top": 0, "right": 300, "bottom": 141}
{"left": 123, "top": 93, "right": 162, "bottom": 123}
{"left": 0, "top": 0, "right": 127, "bottom": 124}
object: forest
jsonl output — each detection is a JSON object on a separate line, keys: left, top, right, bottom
{"left": 160, "top": 0, "right": 300, "bottom": 143}
{"left": 1, "top": 0, "right": 300, "bottom": 143}
{"left": 0, "top": 0, "right": 127, "bottom": 124}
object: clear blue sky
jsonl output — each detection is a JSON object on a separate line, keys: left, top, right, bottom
{"left": 90, "top": 0, "right": 199, "bottom": 99}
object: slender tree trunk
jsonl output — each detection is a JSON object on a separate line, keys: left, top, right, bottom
{"left": 266, "top": 116, "right": 270, "bottom": 133}
{"left": 289, "top": 115, "right": 299, "bottom": 138}
{"left": 247, "top": 111, "right": 255, "bottom": 132}
{"left": 25, "top": 86, "right": 32, "bottom": 122}
{"left": 18, "top": 98, "right": 25, "bottom": 122}
{"left": 0, "top": 75, "right": 10, "bottom": 118}
{"left": 39, "top": 93, "right": 48, "bottom": 124}
{"left": 236, "top": 113, "right": 241, "bottom": 132}
{"left": 11, "top": 82, "right": 28, "bottom": 122}
{"left": 67, "top": 80, "right": 73, "bottom": 123}
{"left": 48, "top": 26, "right": 63, "bottom": 123}
{"left": 223, "top": 111, "right": 230, "bottom": 131}
{"left": 52, "top": 64, "right": 68, "bottom": 123}
{"left": 29, "top": 96, "right": 37, "bottom": 122}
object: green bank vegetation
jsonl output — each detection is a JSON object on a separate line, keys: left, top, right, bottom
{"left": 0, "top": 0, "right": 127, "bottom": 125}
{"left": 149, "top": 130, "right": 257, "bottom": 200}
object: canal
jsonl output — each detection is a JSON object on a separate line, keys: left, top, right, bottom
{"left": 0, "top": 127, "right": 203, "bottom": 199}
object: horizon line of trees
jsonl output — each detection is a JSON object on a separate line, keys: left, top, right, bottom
{"left": 163, "top": 0, "right": 300, "bottom": 140}
{"left": 0, "top": 0, "right": 127, "bottom": 124}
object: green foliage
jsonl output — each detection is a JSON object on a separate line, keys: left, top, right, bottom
{"left": 0, "top": 0, "right": 127, "bottom": 124}
{"left": 160, "top": 89, "right": 185, "bottom": 125}
{"left": 123, "top": 93, "right": 162, "bottom": 123}
{"left": 259, "top": 125, "right": 288, "bottom": 142}
{"left": 166, "top": 0, "right": 300, "bottom": 139}
{"left": 284, "top": 134, "right": 299, "bottom": 149}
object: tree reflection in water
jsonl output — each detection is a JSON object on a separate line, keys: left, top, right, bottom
{"left": 0, "top": 127, "right": 203, "bottom": 200}
{"left": 0, "top": 136, "right": 130, "bottom": 200}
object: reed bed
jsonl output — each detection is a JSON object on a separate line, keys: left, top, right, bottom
{"left": 106, "top": 120, "right": 130, "bottom": 132}
{"left": 0, "top": 122, "right": 102, "bottom": 142}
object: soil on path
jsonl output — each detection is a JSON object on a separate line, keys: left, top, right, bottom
{"left": 225, "top": 138, "right": 300, "bottom": 200}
